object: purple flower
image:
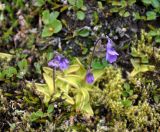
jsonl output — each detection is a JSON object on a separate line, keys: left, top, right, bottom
{"left": 48, "top": 55, "right": 69, "bottom": 70}
{"left": 48, "top": 55, "right": 61, "bottom": 68}
{"left": 106, "top": 37, "right": 119, "bottom": 63}
{"left": 59, "top": 57, "right": 69, "bottom": 70}
{"left": 85, "top": 70, "right": 94, "bottom": 84}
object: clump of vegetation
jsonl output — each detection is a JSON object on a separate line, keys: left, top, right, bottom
{"left": 0, "top": 0, "right": 160, "bottom": 131}
{"left": 90, "top": 31, "right": 160, "bottom": 131}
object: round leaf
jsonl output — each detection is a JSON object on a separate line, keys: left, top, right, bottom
{"left": 42, "top": 26, "right": 54, "bottom": 37}
{"left": 76, "top": 11, "right": 85, "bottom": 20}
{"left": 51, "top": 19, "right": 62, "bottom": 33}
{"left": 146, "top": 11, "right": 156, "bottom": 20}
{"left": 75, "top": 28, "right": 90, "bottom": 37}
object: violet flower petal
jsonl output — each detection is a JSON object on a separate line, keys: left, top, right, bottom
{"left": 107, "top": 48, "right": 119, "bottom": 55}
{"left": 48, "top": 60, "right": 59, "bottom": 68}
{"left": 54, "top": 55, "right": 61, "bottom": 61}
{"left": 106, "top": 38, "right": 119, "bottom": 63}
{"left": 48, "top": 55, "right": 69, "bottom": 70}
{"left": 59, "top": 58, "right": 69, "bottom": 70}
{"left": 106, "top": 52, "right": 118, "bottom": 63}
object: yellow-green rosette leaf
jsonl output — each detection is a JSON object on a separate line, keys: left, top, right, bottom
{"left": 57, "top": 75, "right": 80, "bottom": 88}
{"left": 43, "top": 67, "right": 53, "bottom": 76}
{"left": 92, "top": 69, "right": 105, "bottom": 82}
{"left": 83, "top": 102, "right": 93, "bottom": 116}
{"left": 64, "top": 64, "right": 80, "bottom": 74}
{"left": 63, "top": 93, "right": 74, "bottom": 105}
{"left": 0, "top": 52, "right": 13, "bottom": 61}
{"left": 43, "top": 73, "right": 54, "bottom": 95}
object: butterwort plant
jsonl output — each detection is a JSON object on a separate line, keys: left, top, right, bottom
{"left": 27, "top": 57, "right": 105, "bottom": 115}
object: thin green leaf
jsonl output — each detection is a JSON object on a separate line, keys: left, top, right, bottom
{"left": 0, "top": 52, "right": 13, "bottom": 61}
{"left": 43, "top": 73, "right": 54, "bottom": 94}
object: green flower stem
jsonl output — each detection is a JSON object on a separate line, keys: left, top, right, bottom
{"left": 53, "top": 67, "right": 56, "bottom": 93}
{"left": 89, "top": 36, "right": 106, "bottom": 69}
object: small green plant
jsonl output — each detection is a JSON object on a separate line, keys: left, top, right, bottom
{"left": 148, "top": 28, "right": 160, "bottom": 43}
{"left": 73, "top": 27, "right": 91, "bottom": 37}
{"left": 130, "top": 59, "right": 155, "bottom": 77}
{"left": 42, "top": 10, "right": 62, "bottom": 37}
{"left": 33, "top": 0, "right": 45, "bottom": 7}
{"left": 121, "top": 99, "right": 132, "bottom": 107}
{"left": 133, "top": 0, "right": 160, "bottom": 20}
{"left": 30, "top": 104, "right": 54, "bottom": 122}
{"left": 0, "top": 53, "right": 16, "bottom": 80}
{"left": 17, "top": 59, "right": 28, "bottom": 79}
{"left": 0, "top": 66, "right": 17, "bottom": 79}
{"left": 121, "top": 83, "right": 133, "bottom": 107}
{"left": 108, "top": 0, "right": 160, "bottom": 20}
{"left": 122, "top": 83, "right": 133, "bottom": 97}
{"left": 91, "top": 58, "right": 109, "bottom": 70}
{"left": 68, "top": 0, "right": 86, "bottom": 20}
{"left": 142, "top": 0, "right": 160, "bottom": 20}
{"left": 150, "top": 85, "right": 160, "bottom": 104}
{"left": 109, "top": 0, "right": 136, "bottom": 17}
{"left": 27, "top": 58, "right": 105, "bottom": 116}
{"left": 0, "top": 61, "right": 29, "bottom": 80}
{"left": 129, "top": 30, "right": 160, "bottom": 77}
{"left": 0, "top": 52, "right": 28, "bottom": 80}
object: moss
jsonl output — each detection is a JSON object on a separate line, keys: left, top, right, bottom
{"left": 92, "top": 66, "right": 124, "bottom": 116}
{"left": 91, "top": 53, "right": 160, "bottom": 130}
{"left": 125, "top": 101, "right": 159, "bottom": 130}
{"left": 131, "top": 30, "right": 160, "bottom": 62}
